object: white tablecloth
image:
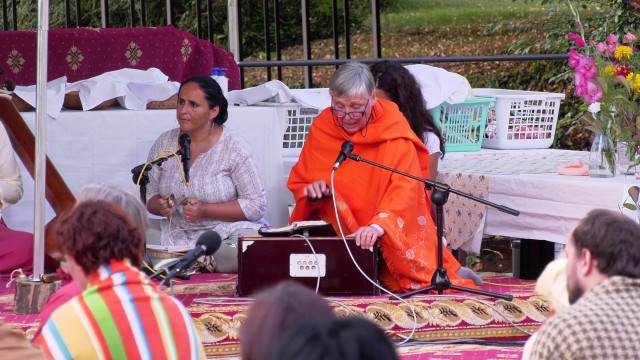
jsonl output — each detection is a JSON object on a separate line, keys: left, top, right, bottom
{"left": 3, "top": 105, "right": 291, "bottom": 232}
{"left": 439, "top": 149, "right": 640, "bottom": 251}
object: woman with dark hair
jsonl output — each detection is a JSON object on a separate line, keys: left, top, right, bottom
{"left": 269, "top": 317, "right": 399, "bottom": 360}
{"left": 370, "top": 61, "right": 445, "bottom": 183}
{"left": 146, "top": 76, "right": 268, "bottom": 273}
{"left": 33, "top": 200, "right": 204, "bottom": 359}
{"left": 240, "top": 281, "right": 335, "bottom": 360}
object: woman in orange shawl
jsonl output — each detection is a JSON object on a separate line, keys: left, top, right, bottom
{"left": 288, "top": 62, "right": 475, "bottom": 292}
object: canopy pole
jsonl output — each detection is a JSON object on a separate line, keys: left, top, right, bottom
{"left": 228, "top": 0, "right": 240, "bottom": 62}
{"left": 32, "top": 0, "right": 50, "bottom": 280}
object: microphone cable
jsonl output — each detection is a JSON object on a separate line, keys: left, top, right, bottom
{"left": 329, "top": 169, "right": 418, "bottom": 345}
{"left": 328, "top": 171, "right": 533, "bottom": 344}
{"left": 292, "top": 234, "right": 323, "bottom": 294}
{"left": 134, "top": 148, "right": 189, "bottom": 201}
{"left": 157, "top": 148, "right": 189, "bottom": 187}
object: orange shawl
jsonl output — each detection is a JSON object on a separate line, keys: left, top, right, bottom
{"left": 288, "top": 99, "right": 473, "bottom": 292}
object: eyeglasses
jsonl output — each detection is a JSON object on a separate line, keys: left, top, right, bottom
{"left": 331, "top": 99, "right": 370, "bottom": 120}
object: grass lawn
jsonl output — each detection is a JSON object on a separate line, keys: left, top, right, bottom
{"left": 381, "top": 0, "right": 561, "bottom": 29}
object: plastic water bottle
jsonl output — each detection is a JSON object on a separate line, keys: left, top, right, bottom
{"left": 210, "top": 67, "right": 228, "bottom": 98}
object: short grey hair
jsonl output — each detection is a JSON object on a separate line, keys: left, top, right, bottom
{"left": 329, "top": 62, "right": 375, "bottom": 99}
{"left": 77, "top": 183, "right": 149, "bottom": 234}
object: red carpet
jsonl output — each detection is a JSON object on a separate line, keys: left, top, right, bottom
{"left": 0, "top": 273, "right": 547, "bottom": 359}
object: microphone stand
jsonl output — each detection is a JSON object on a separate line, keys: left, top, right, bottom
{"left": 346, "top": 153, "right": 518, "bottom": 301}
{"left": 131, "top": 151, "right": 181, "bottom": 203}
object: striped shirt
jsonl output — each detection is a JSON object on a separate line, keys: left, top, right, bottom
{"left": 34, "top": 259, "right": 205, "bottom": 360}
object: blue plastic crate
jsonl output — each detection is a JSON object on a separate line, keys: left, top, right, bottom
{"left": 431, "top": 97, "right": 494, "bottom": 152}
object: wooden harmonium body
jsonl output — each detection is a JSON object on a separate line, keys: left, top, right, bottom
{"left": 237, "top": 236, "right": 380, "bottom": 296}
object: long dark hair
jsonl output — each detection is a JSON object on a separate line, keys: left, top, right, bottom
{"left": 370, "top": 61, "right": 445, "bottom": 157}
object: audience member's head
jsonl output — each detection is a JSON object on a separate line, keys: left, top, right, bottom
{"left": 240, "top": 281, "right": 335, "bottom": 360}
{"left": 77, "top": 183, "right": 149, "bottom": 233}
{"left": 268, "top": 316, "right": 398, "bottom": 360}
{"left": 57, "top": 200, "right": 145, "bottom": 288}
{"left": 370, "top": 60, "right": 444, "bottom": 156}
{"left": 535, "top": 258, "right": 569, "bottom": 313}
{"left": 566, "top": 209, "right": 640, "bottom": 304}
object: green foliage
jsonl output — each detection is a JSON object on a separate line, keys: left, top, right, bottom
{"left": 623, "top": 186, "right": 640, "bottom": 211}
{"left": 7, "top": 0, "right": 169, "bottom": 29}
{"left": 465, "top": 251, "right": 480, "bottom": 269}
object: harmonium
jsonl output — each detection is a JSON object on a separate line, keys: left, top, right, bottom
{"left": 237, "top": 236, "right": 380, "bottom": 296}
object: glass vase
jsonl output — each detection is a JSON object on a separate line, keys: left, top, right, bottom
{"left": 589, "top": 134, "right": 616, "bottom": 178}
{"left": 616, "top": 141, "right": 640, "bottom": 176}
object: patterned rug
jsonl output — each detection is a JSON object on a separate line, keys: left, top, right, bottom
{"left": 0, "top": 273, "right": 547, "bottom": 359}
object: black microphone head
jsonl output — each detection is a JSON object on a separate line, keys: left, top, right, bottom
{"left": 341, "top": 140, "right": 354, "bottom": 155}
{"left": 196, "top": 230, "right": 222, "bottom": 256}
{"left": 179, "top": 133, "right": 191, "bottom": 162}
{"left": 179, "top": 133, "right": 191, "bottom": 146}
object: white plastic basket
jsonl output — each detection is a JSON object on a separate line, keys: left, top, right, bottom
{"left": 256, "top": 102, "right": 321, "bottom": 156}
{"left": 473, "top": 88, "right": 565, "bottom": 150}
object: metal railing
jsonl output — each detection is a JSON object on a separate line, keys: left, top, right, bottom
{"left": 0, "top": 0, "right": 567, "bottom": 88}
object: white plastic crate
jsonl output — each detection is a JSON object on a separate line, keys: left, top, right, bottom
{"left": 256, "top": 102, "right": 321, "bottom": 156}
{"left": 282, "top": 105, "right": 320, "bottom": 156}
{"left": 473, "top": 88, "right": 565, "bottom": 150}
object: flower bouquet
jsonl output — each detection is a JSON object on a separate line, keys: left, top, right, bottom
{"left": 566, "top": 0, "right": 640, "bottom": 175}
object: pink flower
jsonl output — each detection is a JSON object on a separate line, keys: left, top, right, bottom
{"left": 568, "top": 32, "right": 586, "bottom": 47}
{"left": 607, "top": 34, "right": 618, "bottom": 45}
{"left": 574, "top": 72, "right": 587, "bottom": 96}
{"left": 576, "top": 56, "right": 596, "bottom": 79}
{"left": 624, "top": 32, "right": 637, "bottom": 43}
{"left": 568, "top": 49, "right": 583, "bottom": 68}
{"left": 596, "top": 42, "right": 608, "bottom": 54}
{"left": 583, "top": 81, "right": 603, "bottom": 104}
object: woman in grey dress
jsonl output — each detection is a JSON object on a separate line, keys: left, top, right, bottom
{"left": 146, "top": 76, "right": 268, "bottom": 272}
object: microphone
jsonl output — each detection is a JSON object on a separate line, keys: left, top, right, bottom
{"left": 333, "top": 140, "right": 354, "bottom": 170}
{"left": 159, "top": 231, "right": 222, "bottom": 284}
{"left": 179, "top": 133, "right": 191, "bottom": 183}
